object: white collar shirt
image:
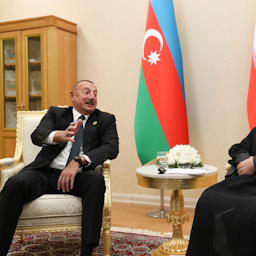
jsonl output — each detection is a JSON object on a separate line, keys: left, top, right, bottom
{"left": 44, "top": 108, "right": 91, "bottom": 170}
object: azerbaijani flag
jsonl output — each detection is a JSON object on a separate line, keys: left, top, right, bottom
{"left": 247, "top": 24, "right": 256, "bottom": 130}
{"left": 134, "top": 0, "right": 189, "bottom": 165}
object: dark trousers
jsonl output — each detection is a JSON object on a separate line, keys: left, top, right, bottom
{"left": 0, "top": 166, "right": 105, "bottom": 256}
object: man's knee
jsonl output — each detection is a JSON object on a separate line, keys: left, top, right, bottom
{"left": 92, "top": 170, "right": 105, "bottom": 182}
{"left": 0, "top": 175, "right": 30, "bottom": 204}
{"left": 2, "top": 170, "right": 38, "bottom": 197}
{"left": 81, "top": 171, "right": 105, "bottom": 192}
{"left": 3, "top": 174, "right": 24, "bottom": 191}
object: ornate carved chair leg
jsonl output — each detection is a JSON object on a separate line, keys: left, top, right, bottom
{"left": 102, "top": 227, "right": 111, "bottom": 256}
{"left": 16, "top": 234, "right": 24, "bottom": 243}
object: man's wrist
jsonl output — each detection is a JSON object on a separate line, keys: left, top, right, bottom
{"left": 80, "top": 156, "right": 88, "bottom": 167}
{"left": 44, "top": 131, "right": 58, "bottom": 145}
{"left": 74, "top": 156, "right": 83, "bottom": 167}
{"left": 73, "top": 156, "right": 88, "bottom": 167}
{"left": 82, "top": 155, "right": 92, "bottom": 167}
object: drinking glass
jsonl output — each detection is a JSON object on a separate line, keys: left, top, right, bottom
{"left": 156, "top": 151, "right": 168, "bottom": 169}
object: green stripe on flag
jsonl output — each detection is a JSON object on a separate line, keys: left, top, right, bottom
{"left": 135, "top": 66, "right": 169, "bottom": 165}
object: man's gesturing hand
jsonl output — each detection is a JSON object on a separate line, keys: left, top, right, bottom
{"left": 53, "top": 119, "right": 83, "bottom": 143}
{"left": 57, "top": 160, "right": 80, "bottom": 192}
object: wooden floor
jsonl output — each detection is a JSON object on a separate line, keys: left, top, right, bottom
{"left": 111, "top": 202, "right": 195, "bottom": 236}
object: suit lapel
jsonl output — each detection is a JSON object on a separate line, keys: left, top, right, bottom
{"left": 60, "top": 108, "right": 73, "bottom": 129}
{"left": 83, "top": 112, "right": 98, "bottom": 153}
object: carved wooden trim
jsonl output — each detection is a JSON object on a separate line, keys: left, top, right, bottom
{"left": 0, "top": 16, "right": 77, "bottom": 34}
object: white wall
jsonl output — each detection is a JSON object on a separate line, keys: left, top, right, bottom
{"left": 1, "top": 0, "right": 256, "bottom": 201}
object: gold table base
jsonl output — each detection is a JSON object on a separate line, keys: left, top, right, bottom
{"left": 136, "top": 165, "right": 218, "bottom": 256}
{"left": 152, "top": 190, "right": 189, "bottom": 256}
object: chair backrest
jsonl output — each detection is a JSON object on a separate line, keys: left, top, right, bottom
{"left": 14, "top": 110, "right": 47, "bottom": 166}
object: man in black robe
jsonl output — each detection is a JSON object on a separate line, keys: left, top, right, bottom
{"left": 186, "top": 128, "right": 256, "bottom": 256}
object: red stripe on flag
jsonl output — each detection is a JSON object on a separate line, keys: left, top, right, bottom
{"left": 248, "top": 57, "right": 256, "bottom": 129}
{"left": 142, "top": 1, "right": 189, "bottom": 147}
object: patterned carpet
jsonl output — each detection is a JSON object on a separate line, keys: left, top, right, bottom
{"left": 8, "top": 228, "right": 177, "bottom": 255}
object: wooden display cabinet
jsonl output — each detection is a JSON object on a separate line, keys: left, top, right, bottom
{"left": 0, "top": 16, "right": 77, "bottom": 158}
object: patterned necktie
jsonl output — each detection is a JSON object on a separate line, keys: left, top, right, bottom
{"left": 66, "top": 115, "right": 85, "bottom": 166}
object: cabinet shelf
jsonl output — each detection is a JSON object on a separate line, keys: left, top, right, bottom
{"left": 4, "top": 95, "right": 16, "bottom": 99}
{"left": 4, "top": 63, "right": 16, "bottom": 70}
{"left": 4, "top": 63, "right": 16, "bottom": 66}
{"left": 28, "top": 61, "right": 41, "bottom": 71}
{"left": 29, "top": 94, "right": 41, "bottom": 97}
{"left": 29, "top": 60, "right": 41, "bottom": 64}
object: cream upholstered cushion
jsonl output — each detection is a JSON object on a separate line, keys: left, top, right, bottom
{"left": 19, "top": 194, "right": 82, "bottom": 227}
{"left": 22, "top": 116, "right": 43, "bottom": 166}
{"left": 1, "top": 116, "right": 42, "bottom": 188}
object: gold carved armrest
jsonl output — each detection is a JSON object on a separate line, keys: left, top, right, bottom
{"left": 95, "top": 160, "right": 111, "bottom": 229}
{"left": 226, "top": 163, "right": 231, "bottom": 171}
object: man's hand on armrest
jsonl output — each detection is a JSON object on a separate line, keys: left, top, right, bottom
{"left": 237, "top": 156, "right": 256, "bottom": 176}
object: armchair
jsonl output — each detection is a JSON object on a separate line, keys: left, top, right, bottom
{"left": 0, "top": 110, "right": 112, "bottom": 256}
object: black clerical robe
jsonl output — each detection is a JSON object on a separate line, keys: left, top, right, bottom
{"left": 186, "top": 127, "right": 256, "bottom": 256}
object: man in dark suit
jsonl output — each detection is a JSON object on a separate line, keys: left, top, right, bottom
{"left": 0, "top": 80, "right": 119, "bottom": 256}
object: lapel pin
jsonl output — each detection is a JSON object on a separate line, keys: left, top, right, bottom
{"left": 93, "top": 121, "right": 97, "bottom": 126}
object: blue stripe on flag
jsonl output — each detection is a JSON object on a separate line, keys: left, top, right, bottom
{"left": 150, "top": 0, "right": 185, "bottom": 100}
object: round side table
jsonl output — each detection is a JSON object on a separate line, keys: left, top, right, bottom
{"left": 136, "top": 165, "right": 218, "bottom": 256}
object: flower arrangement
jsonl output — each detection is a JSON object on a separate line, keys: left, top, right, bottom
{"left": 167, "top": 144, "right": 203, "bottom": 169}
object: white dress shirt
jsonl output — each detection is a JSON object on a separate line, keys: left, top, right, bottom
{"left": 44, "top": 108, "right": 92, "bottom": 171}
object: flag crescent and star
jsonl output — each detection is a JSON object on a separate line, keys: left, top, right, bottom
{"left": 142, "top": 29, "right": 163, "bottom": 65}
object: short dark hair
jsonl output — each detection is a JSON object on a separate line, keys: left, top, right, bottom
{"left": 72, "top": 80, "right": 94, "bottom": 90}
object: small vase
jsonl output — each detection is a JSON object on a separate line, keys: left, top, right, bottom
{"left": 177, "top": 158, "right": 191, "bottom": 169}
{"left": 178, "top": 163, "right": 192, "bottom": 169}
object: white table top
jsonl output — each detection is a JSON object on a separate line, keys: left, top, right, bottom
{"left": 136, "top": 164, "right": 218, "bottom": 180}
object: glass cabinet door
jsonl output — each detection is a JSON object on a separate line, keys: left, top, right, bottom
{"left": 1, "top": 38, "right": 18, "bottom": 129}
{"left": 0, "top": 31, "right": 21, "bottom": 158}
{"left": 27, "top": 36, "right": 42, "bottom": 111}
{"left": 22, "top": 28, "right": 46, "bottom": 112}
